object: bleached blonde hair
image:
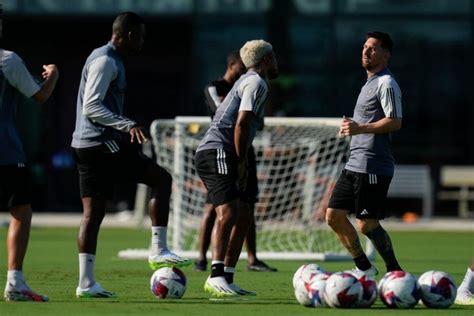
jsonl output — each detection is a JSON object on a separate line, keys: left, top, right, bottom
{"left": 240, "top": 39, "right": 273, "bottom": 69}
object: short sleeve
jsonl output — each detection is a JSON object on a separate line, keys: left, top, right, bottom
{"left": 378, "top": 76, "right": 402, "bottom": 118}
{"left": 238, "top": 75, "right": 267, "bottom": 114}
{"left": 2, "top": 51, "right": 40, "bottom": 98}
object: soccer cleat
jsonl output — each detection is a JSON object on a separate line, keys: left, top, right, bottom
{"left": 247, "top": 260, "right": 278, "bottom": 272}
{"left": 148, "top": 250, "right": 192, "bottom": 270}
{"left": 204, "top": 276, "right": 240, "bottom": 298}
{"left": 352, "top": 265, "right": 379, "bottom": 277}
{"left": 194, "top": 260, "right": 207, "bottom": 272}
{"left": 76, "top": 282, "right": 116, "bottom": 298}
{"left": 229, "top": 282, "right": 257, "bottom": 296}
{"left": 4, "top": 288, "right": 49, "bottom": 302}
{"left": 455, "top": 290, "right": 474, "bottom": 305}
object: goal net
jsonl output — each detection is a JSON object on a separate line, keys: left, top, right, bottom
{"left": 118, "top": 117, "right": 374, "bottom": 261}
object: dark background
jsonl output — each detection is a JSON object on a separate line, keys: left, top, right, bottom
{"left": 2, "top": 0, "right": 473, "bottom": 215}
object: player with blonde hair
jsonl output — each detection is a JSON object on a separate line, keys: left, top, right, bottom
{"left": 195, "top": 39, "right": 278, "bottom": 297}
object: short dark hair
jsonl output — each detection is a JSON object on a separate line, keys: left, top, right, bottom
{"left": 227, "top": 50, "right": 242, "bottom": 66}
{"left": 366, "top": 31, "right": 393, "bottom": 52}
{"left": 112, "top": 12, "right": 144, "bottom": 36}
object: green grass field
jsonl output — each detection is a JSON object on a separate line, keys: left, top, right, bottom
{"left": 0, "top": 227, "right": 472, "bottom": 316}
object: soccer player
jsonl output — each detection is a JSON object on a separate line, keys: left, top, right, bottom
{"left": 195, "top": 39, "right": 278, "bottom": 297}
{"left": 325, "top": 31, "right": 403, "bottom": 275}
{"left": 0, "top": 48, "right": 59, "bottom": 301}
{"left": 456, "top": 258, "right": 474, "bottom": 305}
{"left": 71, "top": 12, "right": 190, "bottom": 298}
{"left": 195, "top": 50, "right": 277, "bottom": 273}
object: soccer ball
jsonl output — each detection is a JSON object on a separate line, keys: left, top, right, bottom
{"left": 349, "top": 270, "right": 378, "bottom": 308}
{"left": 379, "top": 271, "right": 420, "bottom": 308}
{"left": 418, "top": 270, "right": 457, "bottom": 308}
{"left": 150, "top": 267, "right": 187, "bottom": 299}
{"left": 324, "top": 272, "right": 363, "bottom": 308}
{"left": 294, "top": 272, "right": 331, "bottom": 307}
{"left": 292, "top": 263, "right": 325, "bottom": 289}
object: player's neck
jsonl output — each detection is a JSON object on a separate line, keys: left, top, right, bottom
{"left": 247, "top": 67, "right": 266, "bottom": 80}
{"left": 366, "top": 65, "right": 386, "bottom": 78}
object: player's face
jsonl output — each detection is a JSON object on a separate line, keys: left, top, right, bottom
{"left": 265, "top": 51, "right": 279, "bottom": 80}
{"left": 128, "top": 24, "right": 146, "bottom": 55}
{"left": 362, "top": 37, "right": 389, "bottom": 71}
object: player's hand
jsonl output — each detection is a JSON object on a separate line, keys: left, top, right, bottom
{"left": 238, "top": 160, "right": 248, "bottom": 191}
{"left": 339, "top": 116, "right": 361, "bottom": 136}
{"left": 42, "top": 64, "right": 59, "bottom": 81}
{"left": 129, "top": 126, "right": 149, "bottom": 144}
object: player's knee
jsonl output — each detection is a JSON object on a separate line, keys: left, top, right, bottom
{"left": 9, "top": 204, "right": 32, "bottom": 221}
{"left": 325, "top": 208, "right": 344, "bottom": 228}
{"left": 357, "top": 219, "right": 380, "bottom": 235}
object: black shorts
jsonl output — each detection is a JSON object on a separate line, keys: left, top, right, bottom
{"left": 204, "top": 146, "right": 259, "bottom": 205}
{"left": 73, "top": 141, "right": 156, "bottom": 199}
{"left": 328, "top": 169, "right": 392, "bottom": 219}
{"left": 0, "top": 164, "right": 32, "bottom": 211}
{"left": 196, "top": 148, "right": 255, "bottom": 207}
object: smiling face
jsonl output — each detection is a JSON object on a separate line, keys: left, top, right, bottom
{"left": 362, "top": 37, "right": 390, "bottom": 72}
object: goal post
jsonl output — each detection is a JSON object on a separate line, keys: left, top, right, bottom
{"left": 118, "top": 116, "right": 374, "bottom": 261}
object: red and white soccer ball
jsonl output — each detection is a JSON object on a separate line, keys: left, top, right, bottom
{"left": 379, "top": 271, "right": 420, "bottom": 308}
{"left": 324, "top": 272, "right": 363, "bottom": 308}
{"left": 292, "top": 263, "right": 325, "bottom": 289}
{"left": 349, "top": 270, "right": 378, "bottom": 308}
{"left": 418, "top": 270, "right": 457, "bottom": 308}
{"left": 294, "top": 271, "right": 331, "bottom": 307}
{"left": 150, "top": 267, "right": 187, "bottom": 299}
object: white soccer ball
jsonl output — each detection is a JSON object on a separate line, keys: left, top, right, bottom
{"left": 379, "top": 271, "right": 420, "bottom": 308}
{"left": 294, "top": 272, "right": 331, "bottom": 307}
{"left": 349, "top": 270, "right": 378, "bottom": 308}
{"left": 150, "top": 267, "right": 187, "bottom": 299}
{"left": 324, "top": 272, "right": 363, "bottom": 308}
{"left": 292, "top": 263, "right": 325, "bottom": 289}
{"left": 418, "top": 270, "right": 457, "bottom": 308}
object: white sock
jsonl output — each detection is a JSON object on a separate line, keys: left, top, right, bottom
{"left": 151, "top": 226, "right": 168, "bottom": 256}
{"left": 79, "top": 253, "right": 96, "bottom": 289}
{"left": 6, "top": 270, "right": 28, "bottom": 291}
{"left": 459, "top": 267, "right": 474, "bottom": 292}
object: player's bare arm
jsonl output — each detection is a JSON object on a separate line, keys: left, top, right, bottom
{"left": 31, "top": 64, "right": 59, "bottom": 104}
{"left": 235, "top": 110, "right": 253, "bottom": 189}
{"left": 340, "top": 116, "right": 401, "bottom": 136}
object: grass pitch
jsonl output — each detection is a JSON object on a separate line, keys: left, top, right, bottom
{"left": 0, "top": 227, "right": 473, "bottom": 316}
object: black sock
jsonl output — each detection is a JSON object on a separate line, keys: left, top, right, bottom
{"left": 353, "top": 253, "right": 372, "bottom": 271}
{"left": 224, "top": 272, "right": 234, "bottom": 284}
{"left": 364, "top": 225, "right": 402, "bottom": 272}
{"left": 210, "top": 263, "right": 225, "bottom": 278}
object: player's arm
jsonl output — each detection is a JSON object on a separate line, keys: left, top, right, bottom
{"left": 235, "top": 110, "right": 253, "bottom": 190}
{"left": 340, "top": 78, "right": 402, "bottom": 136}
{"left": 31, "top": 65, "right": 59, "bottom": 103}
{"left": 3, "top": 52, "right": 59, "bottom": 104}
{"left": 82, "top": 56, "right": 147, "bottom": 143}
{"left": 204, "top": 84, "right": 222, "bottom": 115}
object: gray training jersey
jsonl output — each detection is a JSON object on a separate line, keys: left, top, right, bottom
{"left": 71, "top": 42, "right": 136, "bottom": 149}
{"left": 345, "top": 68, "right": 402, "bottom": 177}
{"left": 0, "top": 50, "right": 40, "bottom": 165}
{"left": 196, "top": 70, "right": 267, "bottom": 154}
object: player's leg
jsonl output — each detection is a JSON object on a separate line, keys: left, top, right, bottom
{"left": 74, "top": 146, "right": 115, "bottom": 298}
{"left": 356, "top": 173, "right": 402, "bottom": 272}
{"left": 456, "top": 258, "right": 474, "bottom": 305}
{"left": 195, "top": 201, "right": 216, "bottom": 271}
{"left": 135, "top": 150, "right": 191, "bottom": 269}
{"left": 195, "top": 149, "right": 242, "bottom": 297}
{"left": 242, "top": 146, "right": 277, "bottom": 272}
{"left": 326, "top": 170, "right": 375, "bottom": 275}
{"left": 223, "top": 201, "right": 256, "bottom": 295}
{"left": 2, "top": 165, "right": 48, "bottom": 302}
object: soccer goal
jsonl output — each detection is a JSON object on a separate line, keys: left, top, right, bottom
{"left": 118, "top": 116, "right": 374, "bottom": 261}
